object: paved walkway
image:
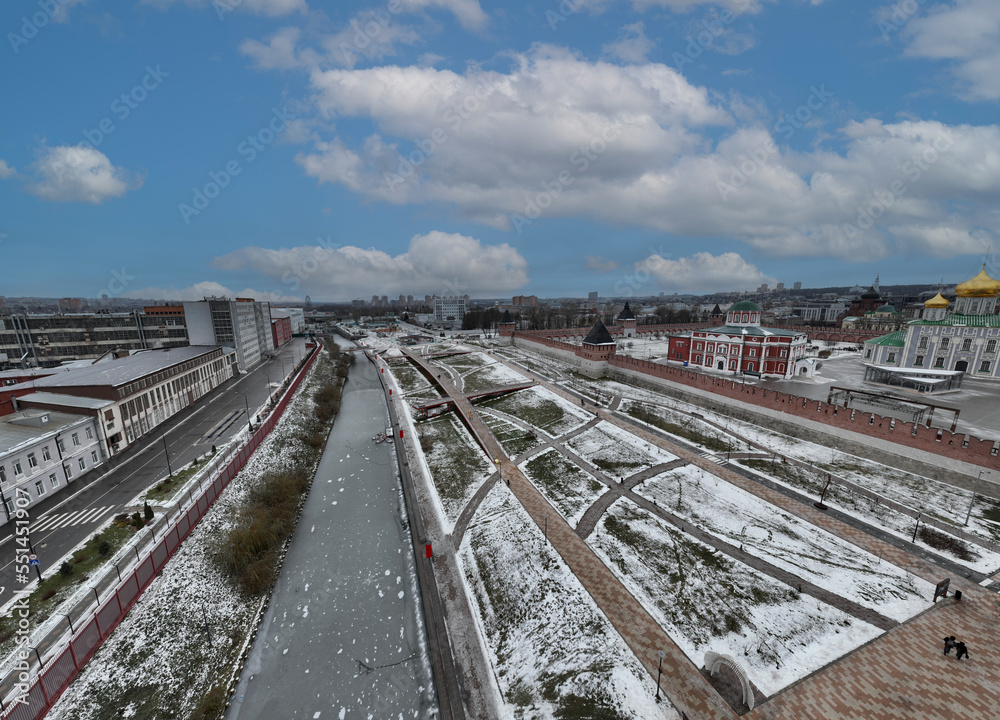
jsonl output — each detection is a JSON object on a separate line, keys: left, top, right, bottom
{"left": 493, "top": 349, "right": 1000, "bottom": 719}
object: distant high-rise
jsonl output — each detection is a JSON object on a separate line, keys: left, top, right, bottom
{"left": 776, "top": 283, "right": 785, "bottom": 291}
{"left": 758, "top": 283, "right": 769, "bottom": 293}
{"left": 793, "top": 282, "right": 802, "bottom": 291}
{"left": 588, "top": 291, "right": 598, "bottom": 302}
{"left": 371, "top": 295, "right": 379, "bottom": 306}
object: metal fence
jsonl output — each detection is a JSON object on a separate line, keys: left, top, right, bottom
{"left": 0, "top": 345, "right": 319, "bottom": 719}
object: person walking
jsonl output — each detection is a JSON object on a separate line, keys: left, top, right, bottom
{"left": 944, "top": 636, "right": 956, "bottom": 655}
{"left": 955, "top": 641, "right": 970, "bottom": 661}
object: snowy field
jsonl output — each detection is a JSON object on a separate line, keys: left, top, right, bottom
{"left": 460, "top": 483, "right": 678, "bottom": 720}
{"left": 518, "top": 448, "right": 607, "bottom": 529}
{"left": 416, "top": 414, "right": 495, "bottom": 529}
{"left": 591, "top": 501, "right": 883, "bottom": 697}
{"left": 482, "top": 386, "right": 591, "bottom": 438}
{"left": 634, "top": 465, "right": 933, "bottom": 622}
{"left": 566, "top": 421, "right": 678, "bottom": 475}
{"left": 480, "top": 411, "right": 543, "bottom": 459}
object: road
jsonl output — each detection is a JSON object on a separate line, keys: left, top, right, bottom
{"left": 0, "top": 338, "right": 309, "bottom": 609}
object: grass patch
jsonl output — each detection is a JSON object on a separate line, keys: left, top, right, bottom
{"left": 481, "top": 413, "right": 540, "bottom": 458}
{"left": 482, "top": 390, "right": 582, "bottom": 437}
{"left": 0, "top": 521, "right": 133, "bottom": 653}
{"left": 418, "top": 415, "right": 493, "bottom": 521}
{"left": 918, "top": 525, "right": 980, "bottom": 562}
{"left": 145, "top": 462, "right": 204, "bottom": 503}
{"left": 626, "top": 404, "right": 731, "bottom": 453}
{"left": 523, "top": 449, "right": 605, "bottom": 525}
{"left": 387, "top": 360, "right": 430, "bottom": 394}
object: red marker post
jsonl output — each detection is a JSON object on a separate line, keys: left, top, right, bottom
{"left": 426, "top": 544, "right": 432, "bottom": 559}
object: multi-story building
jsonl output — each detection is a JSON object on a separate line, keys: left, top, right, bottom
{"left": 512, "top": 295, "right": 539, "bottom": 307}
{"left": 270, "top": 307, "right": 305, "bottom": 335}
{"left": 0, "top": 408, "right": 104, "bottom": 514}
{"left": 434, "top": 297, "right": 467, "bottom": 326}
{"left": 184, "top": 297, "right": 274, "bottom": 373}
{"left": 9, "top": 345, "right": 236, "bottom": 456}
{"left": 272, "top": 316, "right": 292, "bottom": 348}
{"left": 0, "top": 309, "right": 188, "bottom": 369}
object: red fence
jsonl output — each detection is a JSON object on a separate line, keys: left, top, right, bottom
{"left": 0, "top": 345, "right": 319, "bottom": 719}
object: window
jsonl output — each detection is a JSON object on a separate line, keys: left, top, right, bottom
{"left": 71, "top": 433, "right": 80, "bottom": 447}
{"left": 887, "top": 352, "right": 896, "bottom": 362}
{"left": 64, "top": 464, "right": 72, "bottom": 478}
{"left": 35, "top": 480, "right": 45, "bottom": 497}
{"left": 915, "top": 355, "right": 924, "bottom": 366}
{"left": 0, "top": 466, "right": 5, "bottom": 483}
{"left": 91, "top": 450, "right": 98, "bottom": 463}
{"left": 941, "top": 337, "right": 950, "bottom": 349}
{"left": 918, "top": 336, "right": 928, "bottom": 349}
{"left": 12, "top": 460, "right": 22, "bottom": 477}
{"left": 935, "top": 357, "right": 945, "bottom": 368}
{"left": 865, "top": 349, "right": 872, "bottom": 359}
{"left": 780, "top": 350, "right": 787, "bottom": 358}
{"left": 42, "top": 446, "right": 51, "bottom": 462}
{"left": 987, "top": 340, "right": 997, "bottom": 354}
{"left": 57, "top": 438, "right": 65, "bottom": 453}
{"left": 962, "top": 339, "right": 972, "bottom": 352}
{"left": 86, "top": 427, "right": 94, "bottom": 439}
{"left": 49, "top": 473, "right": 58, "bottom": 489}
{"left": 78, "top": 458, "right": 86, "bottom": 471}
{"left": 27, "top": 453, "right": 37, "bottom": 469}
{"left": 981, "top": 361, "right": 992, "bottom": 373}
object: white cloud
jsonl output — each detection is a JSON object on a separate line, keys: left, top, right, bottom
{"left": 141, "top": 0, "right": 306, "bottom": 17}
{"left": 585, "top": 255, "right": 620, "bottom": 272}
{"left": 0, "top": 160, "right": 16, "bottom": 180}
{"left": 123, "top": 281, "right": 296, "bottom": 303}
{"left": 209, "top": 231, "right": 528, "bottom": 300}
{"left": 28, "top": 145, "right": 141, "bottom": 204}
{"left": 239, "top": 27, "right": 313, "bottom": 70}
{"left": 636, "top": 252, "right": 775, "bottom": 293}
{"left": 603, "top": 22, "right": 654, "bottom": 63}
{"left": 901, "top": 0, "right": 1000, "bottom": 101}
{"left": 405, "top": 0, "right": 488, "bottom": 30}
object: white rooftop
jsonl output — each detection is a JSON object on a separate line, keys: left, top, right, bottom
{"left": 0, "top": 410, "right": 91, "bottom": 457}
{"left": 18, "top": 393, "right": 114, "bottom": 410}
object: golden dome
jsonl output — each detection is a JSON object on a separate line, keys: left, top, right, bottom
{"left": 924, "top": 292, "right": 950, "bottom": 309}
{"left": 955, "top": 265, "right": 1000, "bottom": 298}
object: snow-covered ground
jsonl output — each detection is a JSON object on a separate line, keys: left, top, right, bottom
{"left": 416, "top": 414, "right": 495, "bottom": 529}
{"left": 634, "top": 465, "right": 933, "bottom": 621}
{"left": 591, "top": 500, "right": 883, "bottom": 697}
{"left": 482, "top": 386, "right": 591, "bottom": 438}
{"left": 518, "top": 448, "right": 606, "bottom": 528}
{"left": 566, "top": 421, "right": 678, "bottom": 475}
{"left": 459, "top": 483, "right": 679, "bottom": 720}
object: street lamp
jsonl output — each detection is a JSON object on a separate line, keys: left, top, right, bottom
{"left": 237, "top": 391, "right": 252, "bottom": 433}
{"left": 964, "top": 470, "right": 990, "bottom": 526}
{"left": 912, "top": 509, "right": 923, "bottom": 544}
{"left": 162, "top": 435, "right": 173, "bottom": 478}
{"left": 655, "top": 650, "right": 666, "bottom": 699}
{"left": 544, "top": 513, "right": 548, "bottom": 543}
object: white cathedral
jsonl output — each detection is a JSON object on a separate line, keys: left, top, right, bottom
{"left": 864, "top": 265, "right": 1000, "bottom": 392}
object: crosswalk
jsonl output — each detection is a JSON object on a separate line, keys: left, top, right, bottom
{"left": 29, "top": 506, "right": 116, "bottom": 533}
{"left": 701, "top": 452, "right": 728, "bottom": 465}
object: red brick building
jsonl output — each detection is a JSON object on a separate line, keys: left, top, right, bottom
{"left": 271, "top": 316, "right": 292, "bottom": 348}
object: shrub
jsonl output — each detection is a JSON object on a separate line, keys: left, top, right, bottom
{"left": 144, "top": 502, "right": 154, "bottom": 522}
{"left": 131, "top": 512, "right": 144, "bottom": 529}
{"left": 59, "top": 561, "right": 73, "bottom": 577}
{"left": 99, "top": 540, "right": 111, "bottom": 556}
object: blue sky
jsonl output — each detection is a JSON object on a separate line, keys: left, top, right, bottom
{"left": 1, "top": 0, "right": 999, "bottom": 302}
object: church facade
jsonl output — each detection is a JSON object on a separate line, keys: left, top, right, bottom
{"left": 666, "top": 301, "right": 809, "bottom": 379}
{"left": 863, "top": 266, "right": 1000, "bottom": 392}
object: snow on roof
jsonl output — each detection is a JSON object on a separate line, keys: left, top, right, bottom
{"left": 31, "top": 346, "right": 225, "bottom": 389}
{"left": 0, "top": 410, "right": 92, "bottom": 457}
{"left": 18, "top": 392, "right": 115, "bottom": 409}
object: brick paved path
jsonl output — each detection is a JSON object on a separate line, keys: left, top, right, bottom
{"left": 493, "top": 351, "right": 1000, "bottom": 720}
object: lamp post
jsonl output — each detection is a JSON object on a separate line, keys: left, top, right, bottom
{"left": 912, "top": 510, "right": 922, "bottom": 544}
{"left": 544, "top": 514, "right": 548, "bottom": 544}
{"left": 655, "top": 650, "right": 666, "bottom": 699}
{"left": 237, "top": 392, "right": 252, "bottom": 433}
{"left": 162, "top": 435, "right": 173, "bottom": 478}
{"left": 964, "top": 470, "right": 989, "bottom": 526}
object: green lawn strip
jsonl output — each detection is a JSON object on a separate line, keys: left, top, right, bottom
{"left": 624, "top": 403, "right": 731, "bottom": 453}
{"left": 522, "top": 449, "right": 605, "bottom": 527}
{"left": 144, "top": 460, "right": 213, "bottom": 504}
{"left": 479, "top": 413, "right": 540, "bottom": 458}
{"left": 0, "top": 521, "right": 135, "bottom": 654}
{"left": 418, "top": 415, "right": 492, "bottom": 522}
{"left": 387, "top": 361, "right": 431, "bottom": 394}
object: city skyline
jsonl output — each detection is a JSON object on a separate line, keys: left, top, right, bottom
{"left": 2, "top": 1, "right": 999, "bottom": 301}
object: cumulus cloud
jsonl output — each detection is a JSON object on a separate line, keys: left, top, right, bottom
{"left": 123, "top": 281, "right": 296, "bottom": 303}
{"left": 585, "top": 255, "right": 620, "bottom": 272}
{"left": 209, "top": 231, "right": 528, "bottom": 300}
{"left": 0, "top": 160, "right": 16, "bottom": 180}
{"left": 28, "top": 145, "right": 142, "bottom": 204}
{"left": 636, "top": 252, "right": 775, "bottom": 293}
{"left": 900, "top": 0, "right": 1000, "bottom": 101}
{"left": 604, "top": 22, "right": 654, "bottom": 63}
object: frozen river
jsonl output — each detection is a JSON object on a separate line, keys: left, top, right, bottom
{"left": 227, "top": 342, "right": 437, "bottom": 720}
